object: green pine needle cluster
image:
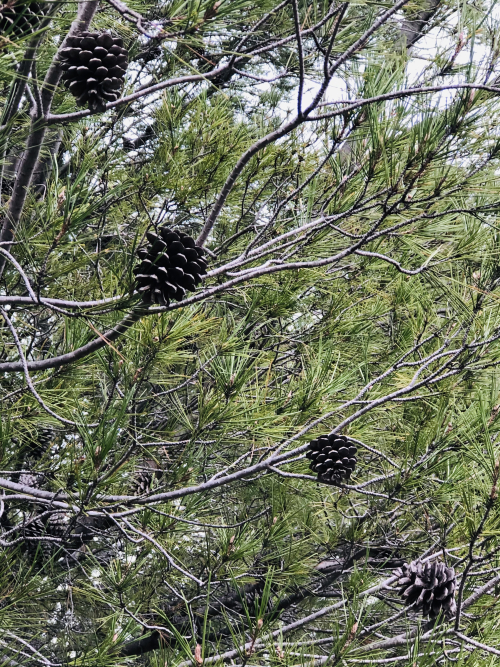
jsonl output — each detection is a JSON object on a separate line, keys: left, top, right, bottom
{"left": 2, "top": 0, "right": 500, "bottom": 664}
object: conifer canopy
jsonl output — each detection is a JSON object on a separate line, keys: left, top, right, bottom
{"left": 2, "top": 0, "right": 500, "bottom": 663}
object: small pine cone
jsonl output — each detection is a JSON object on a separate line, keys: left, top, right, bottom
{"left": 393, "top": 560, "right": 457, "bottom": 620}
{"left": 0, "top": 0, "right": 42, "bottom": 37}
{"left": 26, "top": 427, "right": 53, "bottom": 459}
{"left": 134, "top": 227, "right": 208, "bottom": 306}
{"left": 134, "top": 470, "right": 153, "bottom": 495}
{"left": 38, "top": 427, "right": 54, "bottom": 446}
{"left": 18, "top": 471, "right": 43, "bottom": 488}
{"left": 132, "top": 459, "right": 162, "bottom": 495}
{"left": 58, "top": 31, "right": 128, "bottom": 112}
{"left": 306, "top": 434, "right": 357, "bottom": 485}
{"left": 46, "top": 512, "right": 70, "bottom": 539}
{"left": 22, "top": 514, "right": 52, "bottom": 559}
{"left": 23, "top": 513, "right": 44, "bottom": 538}
{"left": 22, "top": 513, "right": 70, "bottom": 559}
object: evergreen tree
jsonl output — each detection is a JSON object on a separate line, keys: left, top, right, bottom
{"left": 3, "top": 0, "right": 500, "bottom": 664}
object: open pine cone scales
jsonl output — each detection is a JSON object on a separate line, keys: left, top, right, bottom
{"left": 134, "top": 227, "right": 208, "bottom": 305}
{"left": 0, "top": 0, "right": 41, "bottom": 37}
{"left": 393, "top": 560, "right": 457, "bottom": 620}
{"left": 306, "top": 434, "right": 357, "bottom": 484}
{"left": 59, "top": 31, "right": 128, "bottom": 112}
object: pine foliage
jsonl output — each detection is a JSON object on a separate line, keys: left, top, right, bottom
{"left": 2, "top": 0, "right": 500, "bottom": 664}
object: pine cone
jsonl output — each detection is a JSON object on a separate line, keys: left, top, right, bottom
{"left": 58, "top": 31, "right": 128, "bottom": 112}
{"left": 306, "top": 434, "right": 357, "bottom": 485}
{"left": 132, "top": 459, "right": 162, "bottom": 495}
{"left": 22, "top": 512, "right": 72, "bottom": 560}
{"left": 46, "top": 512, "right": 70, "bottom": 539}
{"left": 134, "top": 228, "right": 208, "bottom": 306}
{"left": 22, "top": 514, "right": 53, "bottom": 559}
{"left": 18, "top": 471, "right": 43, "bottom": 488}
{"left": 0, "top": 0, "right": 42, "bottom": 37}
{"left": 26, "top": 427, "right": 53, "bottom": 459}
{"left": 23, "top": 513, "right": 44, "bottom": 538}
{"left": 393, "top": 560, "right": 457, "bottom": 620}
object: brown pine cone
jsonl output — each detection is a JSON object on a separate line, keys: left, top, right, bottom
{"left": 132, "top": 459, "right": 162, "bottom": 495}
{"left": 59, "top": 31, "right": 128, "bottom": 112}
{"left": 393, "top": 559, "right": 457, "bottom": 620}
{"left": 134, "top": 227, "right": 208, "bottom": 306}
{"left": 306, "top": 434, "right": 357, "bottom": 485}
{"left": 0, "top": 0, "right": 42, "bottom": 37}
